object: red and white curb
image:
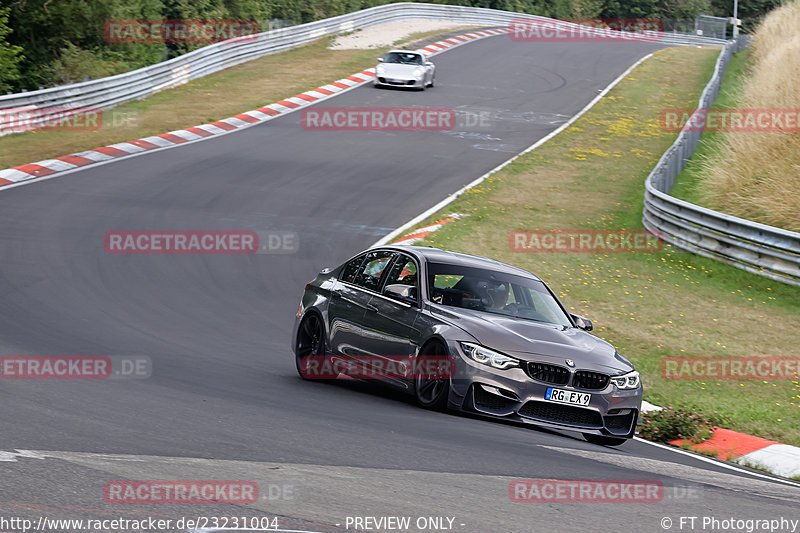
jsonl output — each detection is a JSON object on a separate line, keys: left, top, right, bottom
{"left": 735, "top": 442, "right": 800, "bottom": 478}
{"left": 0, "top": 28, "right": 508, "bottom": 189}
{"left": 392, "top": 216, "right": 461, "bottom": 244}
{"left": 642, "top": 401, "right": 800, "bottom": 478}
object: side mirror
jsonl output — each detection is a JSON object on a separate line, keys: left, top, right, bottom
{"left": 425, "top": 61, "right": 433, "bottom": 66}
{"left": 384, "top": 284, "right": 417, "bottom": 305}
{"left": 376, "top": 57, "right": 383, "bottom": 62}
{"left": 571, "top": 314, "right": 593, "bottom": 331}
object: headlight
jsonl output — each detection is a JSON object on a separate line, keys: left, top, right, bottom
{"left": 611, "top": 371, "right": 640, "bottom": 390}
{"left": 376, "top": 65, "right": 385, "bottom": 75}
{"left": 460, "top": 342, "right": 519, "bottom": 370}
{"left": 413, "top": 67, "right": 424, "bottom": 78}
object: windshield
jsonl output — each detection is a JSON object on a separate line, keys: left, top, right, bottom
{"left": 427, "top": 262, "right": 572, "bottom": 327}
{"left": 383, "top": 52, "right": 423, "bottom": 65}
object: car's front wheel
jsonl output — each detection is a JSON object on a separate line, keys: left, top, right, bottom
{"left": 583, "top": 433, "right": 628, "bottom": 446}
{"left": 414, "top": 341, "right": 450, "bottom": 410}
{"left": 295, "top": 313, "right": 326, "bottom": 380}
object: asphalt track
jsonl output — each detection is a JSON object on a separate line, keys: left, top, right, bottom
{"left": 0, "top": 33, "right": 797, "bottom": 532}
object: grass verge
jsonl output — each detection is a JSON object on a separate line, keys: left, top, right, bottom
{"left": 404, "top": 45, "right": 800, "bottom": 446}
{"left": 0, "top": 26, "right": 478, "bottom": 170}
{"left": 669, "top": 48, "right": 750, "bottom": 204}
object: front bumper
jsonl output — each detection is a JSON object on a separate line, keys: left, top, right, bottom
{"left": 445, "top": 341, "right": 642, "bottom": 439}
{"left": 374, "top": 77, "right": 424, "bottom": 88}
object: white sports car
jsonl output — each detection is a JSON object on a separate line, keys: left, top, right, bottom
{"left": 374, "top": 50, "right": 435, "bottom": 90}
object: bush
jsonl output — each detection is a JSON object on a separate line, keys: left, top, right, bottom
{"left": 639, "top": 405, "right": 725, "bottom": 443}
{"left": 50, "top": 43, "right": 131, "bottom": 85}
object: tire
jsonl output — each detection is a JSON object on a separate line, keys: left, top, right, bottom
{"left": 414, "top": 341, "right": 450, "bottom": 410}
{"left": 583, "top": 433, "right": 628, "bottom": 447}
{"left": 295, "top": 313, "right": 326, "bottom": 380}
{"left": 428, "top": 75, "right": 435, "bottom": 88}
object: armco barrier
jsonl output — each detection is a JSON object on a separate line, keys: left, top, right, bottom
{"left": 0, "top": 2, "right": 724, "bottom": 134}
{"left": 642, "top": 35, "right": 800, "bottom": 287}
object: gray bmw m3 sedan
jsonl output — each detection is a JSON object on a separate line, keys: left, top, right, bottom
{"left": 291, "top": 245, "right": 643, "bottom": 446}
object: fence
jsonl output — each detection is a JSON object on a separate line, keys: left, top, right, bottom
{"left": 642, "top": 35, "right": 800, "bottom": 287}
{"left": 695, "top": 14, "right": 729, "bottom": 40}
{"left": 0, "top": 2, "right": 724, "bottom": 134}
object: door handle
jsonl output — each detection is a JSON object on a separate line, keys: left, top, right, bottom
{"left": 366, "top": 303, "right": 378, "bottom": 313}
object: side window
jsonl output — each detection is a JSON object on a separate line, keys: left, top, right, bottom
{"left": 384, "top": 255, "right": 418, "bottom": 294}
{"left": 340, "top": 254, "right": 366, "bottom": 284}
{"left": 353, "top": 251, "right": 395, "bottom": 291}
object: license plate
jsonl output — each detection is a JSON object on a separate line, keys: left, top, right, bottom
{"left": 545, "top": 387, "right": 591, "bottom": 406}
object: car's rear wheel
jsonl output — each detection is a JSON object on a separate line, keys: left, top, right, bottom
{"left": 295, "top": 313, "right": 326, "bottom": 380}
{"left": 428, "top": 74, "right": 435, "bottom": 88}
{"left": 414, "top": 341, "right": 450, "bottom": 410}
{"left": 583, "top": 433, "right": 628, "bottom": 446}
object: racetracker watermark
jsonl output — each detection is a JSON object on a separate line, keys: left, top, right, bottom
{"left": 509, "top": 18, "right": 663, "bottom": 42}
{"left": 0, "top": 106, "right": 101, "bottom": 134}
{"left": 660, "top": 108, "right": 800, "bottom": 132}
{"left": 1, "top": 355, "right": 151, "bottom": 379}
{"left": 509, "top": 229, "right": 663, "bottom": 253}
{"left": 301, "top": 107, "right": 457, "bottom": 131}
{"left": 509, "top": 479, "right": 664, "bottom": 503}
{"left": 103, "top": 231, "right": 298, "bottom": 254}
{"left": 104, "top": 20, "right": 259, "bottom": 43}
{"left": 104, "top": 481, "right": 258, "bottom": 504}
{"left": 298, "top": 355, "right": 455, "bottom": 380}
{"left": 661, "top": 357, "right": 800, "bottom": 381}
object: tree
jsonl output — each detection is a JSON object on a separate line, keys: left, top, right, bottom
{"left": 0, "top": 6, "right": 23, "bottom": 92}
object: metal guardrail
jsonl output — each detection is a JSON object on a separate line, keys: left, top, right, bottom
{"left": 0, "top": 2, "right": 724, "bottom": 133}
{"left": 642, "top": 36, "right": 800, "bottom": 287}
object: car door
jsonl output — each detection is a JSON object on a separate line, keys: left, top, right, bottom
{"left": 327, "top": 250, "right": 394, "bottom": 357}
{"left": 360, "top": 253, "right": 422, "bottom": 388}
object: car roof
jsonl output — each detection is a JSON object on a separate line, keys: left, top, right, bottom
{"left": 375, "top": 245, "right": 541, "bottom": 281}
{"left": 385, "top": 50, "right": 423, "bottom": 55}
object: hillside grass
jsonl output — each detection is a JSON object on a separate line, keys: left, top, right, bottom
{"left": 686, "top": 0, "right": 800, "bottom": 231}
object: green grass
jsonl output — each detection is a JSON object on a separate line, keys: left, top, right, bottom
{"left": 401, "top": 45, "right": 800, "bottom": 446}
{"left": 669, "top": 48, "right": 751, "bottom": 204}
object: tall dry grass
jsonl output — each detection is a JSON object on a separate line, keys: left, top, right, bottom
{"left": 699, "top": 0, "right": 800, "bottom": 232}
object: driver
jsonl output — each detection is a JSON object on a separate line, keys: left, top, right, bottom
{"left": 485, "top": 281, "right": 509, "bottom": 309}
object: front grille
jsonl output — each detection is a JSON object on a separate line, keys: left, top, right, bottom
{"left": 474, "top": 386, "right": 514, "bottom": 410}
{"left": 518, "top": 401, "right": 602, "bottom": 428}
{"left": 573, "top": 370, "right": 610, "bottom": 390}
{"left": 526, "top": 362, "right": 570, "bottom": 385}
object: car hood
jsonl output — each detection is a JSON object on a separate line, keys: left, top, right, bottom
{"left": 431, "top": 306, "right": 632, "bottom": 373}
{"left": 377, "top": 63, "right": 421, "bottom": 78}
